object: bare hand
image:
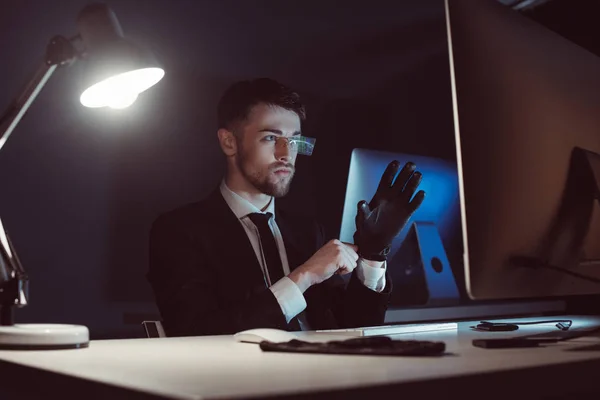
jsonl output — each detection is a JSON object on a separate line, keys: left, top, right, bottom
{"left": 288, "top": 239, "right": 358, "bottom": 292}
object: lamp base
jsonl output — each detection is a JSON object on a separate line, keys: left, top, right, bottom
{"left": 0, "top": 324, "right": 89, "bottom": 350}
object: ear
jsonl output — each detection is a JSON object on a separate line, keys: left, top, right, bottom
{"left": 217, "top": 128, "right": 237, "bottom": 156}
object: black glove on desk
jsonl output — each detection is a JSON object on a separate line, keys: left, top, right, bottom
{"left": 353, "top": 161, "right": 425, "bottom": 261}
{"left": 260, "top": 336, "right": 446, "bottom": 356}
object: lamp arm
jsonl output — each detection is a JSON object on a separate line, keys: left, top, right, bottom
{"left": 0, "top": 35, "right": 78, "bottom": 325}
{"left": 0, "top": 220, "right": 27, "bottom": 325}
{"left": 0, "top": 35, "right": 78, "bottom": 153}
{"left": 0, "top": 63, "right": 58, "bottom": 153}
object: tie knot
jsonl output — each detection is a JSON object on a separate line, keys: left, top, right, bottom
{"left": 247, "top": 212, "right": 273, "bottom": 226}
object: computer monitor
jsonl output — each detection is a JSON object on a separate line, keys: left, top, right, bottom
{"left": 445, "top": 0, "right": 600, "bottom": 300}
{"left": 340, "top": 148, "right": 462, "bottom": 307}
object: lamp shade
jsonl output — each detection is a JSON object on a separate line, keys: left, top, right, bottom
{"left": 76, "top": 3, "right": 164, "bottom": 109}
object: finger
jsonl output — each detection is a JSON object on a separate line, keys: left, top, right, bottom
{"left": 377, "top": 160, "right": 402, "bottom": 190}
{"left": 336, "top": 244, "right": 357, "bottom": 274}
{"left": 335, "top": 258, "right": 351, "bottom": 275}
{"left": 355, "top": 200, "right": 368, "bottom": 227}
{"left": 341, "top": 250, "right": 357, "bottom": 273}
{"left": 370, "top": 160, "right": 402, "bottom": 208}
{"left": 391, "top": 162, "right": 416, "bottom": 197}
{"left": 337, "top": 267, "right": 352, "bottom": 275}
{"left": 345, "top": 246, "right": 358, "bottom": 272}
{"left": 341, "top": 242, "right": 359, "bottom": 261}
{"left": 338, "top": 250, "right": 353, "bottom": 273}
{"left": 341, "top": 242, "right": 359, "bottom": 253}
{"left": 400, "top": 171, "right": 422, "bottom": 203}
{"left": 407, "top": 190, "right": 426, "bottom": 214}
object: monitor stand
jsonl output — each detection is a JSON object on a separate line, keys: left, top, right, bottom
{"left": 389, "top": 221, "right": 460, "bottom": 307}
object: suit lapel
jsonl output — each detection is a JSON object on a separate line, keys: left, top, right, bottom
{"left": 204, "top": 190, "right": 318, "bottom": 292}
{"left": 205, "top": 189, "right": 267, "bottom": 289}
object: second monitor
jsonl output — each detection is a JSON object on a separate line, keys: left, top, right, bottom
{"left": 340, "top": 148, "right": 462, "bottom": 307}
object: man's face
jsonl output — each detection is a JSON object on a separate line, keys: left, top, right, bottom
{"left": 235, "top": 103, "right": 301, "bottom": 197}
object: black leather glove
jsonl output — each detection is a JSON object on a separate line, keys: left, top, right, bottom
{"left": 353, "top": 161, "right": 425, "bottom": 261}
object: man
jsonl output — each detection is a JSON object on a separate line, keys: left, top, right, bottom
{"left": 148, "top": 78, "right": 424, "bottom": 337}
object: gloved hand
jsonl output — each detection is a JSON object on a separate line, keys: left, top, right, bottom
{"left": 353, "top": 161, "right": 425, "bottom": 261}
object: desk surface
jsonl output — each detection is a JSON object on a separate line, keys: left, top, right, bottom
{"left": 1, "top": 315, "right": 600, "bottom": 400}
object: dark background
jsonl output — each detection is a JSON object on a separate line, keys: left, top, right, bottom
{"left": 0, "top": 0, "right": 596, "bottom": 338}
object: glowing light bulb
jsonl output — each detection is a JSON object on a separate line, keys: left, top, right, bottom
{"left": 108, "top": 92, "right": 138, "bottom": 109}
{"left": 80, "top": 67, "right": 164, "bottom": 108}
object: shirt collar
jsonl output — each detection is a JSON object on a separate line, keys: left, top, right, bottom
{"left": 220, "top": 180, "right": 275, "bottom": 220}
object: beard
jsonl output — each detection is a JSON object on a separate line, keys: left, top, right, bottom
{"left": 235, "top": 148, "right": 295, "bottom": 198}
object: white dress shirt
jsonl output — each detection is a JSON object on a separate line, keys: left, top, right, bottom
{"left": 220, "top": 180, "right": 386, "bottom": 326}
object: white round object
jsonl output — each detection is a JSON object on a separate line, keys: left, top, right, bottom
{"left": 0, "top": 324, "right": 89, "bottom": 350}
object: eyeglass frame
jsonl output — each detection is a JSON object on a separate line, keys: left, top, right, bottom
{"left": 265, "top": 134, "right": 316, "bottom": 156}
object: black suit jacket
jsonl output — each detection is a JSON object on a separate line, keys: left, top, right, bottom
{"left": 147, "top": 188, "right": 392, "bottom": 337}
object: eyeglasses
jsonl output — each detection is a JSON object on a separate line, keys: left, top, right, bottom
{"left": 268, "top": 135, "right": 316, "bottom": 156}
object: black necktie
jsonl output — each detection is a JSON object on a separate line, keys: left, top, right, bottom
{"left": 247, "top": 212, "right": 285, "bottom": 285}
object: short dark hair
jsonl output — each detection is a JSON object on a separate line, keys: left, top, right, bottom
{"left": 217, "top": 78, "right": 306, "bottom": 132}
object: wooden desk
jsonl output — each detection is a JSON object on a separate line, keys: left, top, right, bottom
{"left": 0, "top": 315, "right": 599, "bottom": 400}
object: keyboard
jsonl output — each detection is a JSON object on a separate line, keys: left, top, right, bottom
{"left": 316, "top": 322, "right": 457, "bottom": 337}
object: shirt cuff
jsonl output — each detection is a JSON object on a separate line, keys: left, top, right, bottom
{"left": 356, "top": 259, "right": 387, "bottom": 293}
{"left": 269, "top": 277, "right": 307, "bottom": 323}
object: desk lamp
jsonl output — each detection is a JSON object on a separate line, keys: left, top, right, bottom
{"left": 0, "top": 3, "right": 164, "bottom": 350}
